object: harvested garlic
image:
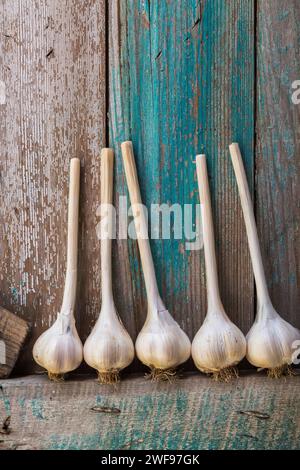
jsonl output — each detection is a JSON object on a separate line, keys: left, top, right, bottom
{"left": 229, "top": 143, "right": 300, "bottom": 377}
{"left": 83, "top": 149, "right": 134, "bottom": 384}
{"left": 245, "top": 302, "right": 300, "bottom": 377}
{"left": 192, "top": 155, "right": 246, "bottom": 381}
{"left": 121, "top": 141, "right": 191, "bottom": 381}
{"left": 33, "top": 159, "right": 83, "bottom": 380}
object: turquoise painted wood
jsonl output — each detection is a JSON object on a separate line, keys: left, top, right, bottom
{"left": 109, "top": 0, "right": 255, "bottom": 351}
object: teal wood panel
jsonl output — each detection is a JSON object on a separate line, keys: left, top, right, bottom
{"left": 256, "top": 0, "right": 300, "bottom": 328}
{"left": 109, "top": 0, "right": 255, "bottom": 357}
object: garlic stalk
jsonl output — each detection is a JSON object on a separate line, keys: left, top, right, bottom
{"left": 229, "top": 143, "right": 300, "bottom": 377}
{"left": 83, "top": 148, "right": 134, "bottom": 384}
{"left": 121, "top": 141, "right": 191, "bottom": 381}
{"left": 192, "top": 155, "right": 246, "bottom": 380}
{"left": 33, "top": 158, "right": 83, "bottom": 381}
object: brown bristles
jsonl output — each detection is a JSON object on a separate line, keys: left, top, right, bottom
{"left": 211, "top": 367, "right": 239, "bottom": 383}
{"left": 97, "top": 370, "right": 120, "bottom": 385}
{"left": 146, "top": 367, "right": 177, "bottom": 383}
{"left": 48, "top": 372, "right": 64, "bottom": 382}
{"left": 267, "top": 364, "right": 295, "bottom": 379}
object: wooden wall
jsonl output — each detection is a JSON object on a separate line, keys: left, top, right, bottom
{"left": 0, "top": 0, "right": 299, "bottom": 374}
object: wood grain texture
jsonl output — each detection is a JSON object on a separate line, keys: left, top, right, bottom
{"left": 0, "top": 307, "right": 30, "bottom": 378}
{"left": 0, "top": 0, "right": 106, "bottom": 374}
{"left": 256, "top": 1, "right": 300, "bottom": 327}
{"left": 1, "top": 373, "right": 299, "bottom": 450}
{"left": 109, "top": 0, "right": 255, "bottom": 358}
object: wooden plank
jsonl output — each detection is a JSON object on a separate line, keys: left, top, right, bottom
{"left": 0, "top": 0, "right": 106, "bottom": 374}
{"left": 256, "top": 1, "right": 300, "bottom": 327}
{"left": 109, "top": 0, "right": 255, "bottom": 356}
{"left": 0, "top": 373, "right": 299, "bottom": 450}
{"left": 0, "top": 307, "right": 30, "bottom": 378}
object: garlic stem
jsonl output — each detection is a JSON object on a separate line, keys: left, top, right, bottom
{"left": 60, "top": 158, "right": 80, "bottom": 315}
{"left": 229, "top": 144, "right": 271, "bottom": 309}
{"left": 100, "top": 149, "right": 114, "bottom": 309}
{"left": 197, "top": 155, "right": 224, "bottom": 313}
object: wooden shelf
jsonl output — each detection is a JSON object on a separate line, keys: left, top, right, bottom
{"left": 1, "top": 372, "right": 299, "bottom": 450}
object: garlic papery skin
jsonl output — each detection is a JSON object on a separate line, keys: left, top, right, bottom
{"left": 83, "top": 149, "right": 134, "bottom": 384}
{"left": 246, "top": 302, "right": 300, "bottom": 376}
{"left": 121, "top": 141, "right": 191, "bottom": 380}
{"left": 33, "top": 158, "right": 83, "bottom": 381}
{"left": 230, "top": 143, "right": 300, "bottom": 377}
{"left": 191, "top": 155, "right": 246, "bottom": 380}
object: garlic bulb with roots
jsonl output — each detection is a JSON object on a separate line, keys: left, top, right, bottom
{"left": 246, "top": 302, "right": 300, "bottom": 376}
{"left": 135, "top": 301, "right": 191, "bottom": 380}
{"left": 121, "top": 141, "right": 191, "bottom": 381}
{"left": 229, "top": 143, "right": 300, "bottom": 377}
{"left": 192, "top": 155, "right": 246, "bottom": 380}
{"left": 33, "top": 158, "right": 83, "bottom": 381}
{"left": 83, "top": 149, "right": 134, "bottom": 383}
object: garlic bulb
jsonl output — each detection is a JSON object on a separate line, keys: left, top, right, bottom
{"left": 33, "top": 158, "right": 83, "bottom": 380}
{"left": 192, "top": 155, "right": 246, "bottom": 380}
{"left": 84, "top": 149, "right": 134, "bottom": 383}
{"left": 246, "top": 302, "right": 300, "bottom": 376}
{"left": 230, "top": 143, "right": 300, "bottom": 377}
{"left": 33, "top": 314, "right": 83, "bottom": 381}
{"left": 192, "top": 313, "right": 247, "bottom": 379}
{"left": 121, "top": 141, "right": 191, "bottom": 381}
{"left": 135, "top": 302, "right": 191, "bottom": 380}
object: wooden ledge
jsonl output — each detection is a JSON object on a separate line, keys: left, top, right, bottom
{"left": 0, "top": 372, "right": 299, "bottom": 450}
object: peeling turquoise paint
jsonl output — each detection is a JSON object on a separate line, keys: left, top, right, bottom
{"left": 50, "top": 433, "right": 101, "bottom": 451}
{"left": 31, "top": 399, "right": 45, "bottom": 420}
{"left": 10, "top": 286, "right": 19, "bottom": 303}
{"left": 1, "top": 395, "right": 11, "bottom": 415}
{"left": 277, "top": 9, "right": 290, "bottom": 22}
{"left": 18, "top": 397, "right": 26, "bottom": 408}
{"left": 288, "top": 272, "right": 296, "bottom": 285}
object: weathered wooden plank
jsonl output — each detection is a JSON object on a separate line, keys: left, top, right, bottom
{"left": 0, "top": 374, "right": 299, "bottom": 450}
{"left": 0, "top": 307, "right": 30, "bottom": 378}
{"left": 109, "top": 0, "right": 255, "bottom": 355}
{"left": 0, "top": 0, "right": 106, "bottom": 374}
{"left": 256, "top": 1, "right": 300, "bottom": 327}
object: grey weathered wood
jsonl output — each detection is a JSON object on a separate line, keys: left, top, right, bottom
{"left": 0, "top": 0, "right": 106, "bottom": 373}
{"left": 256, "top": 0, "right": 300, "bottom": 327}
{"left": 0, "top": 307, "right": 30, "bottom": 378}
{"left": 0, "top": 373, "right": 299, "bottom": 450}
